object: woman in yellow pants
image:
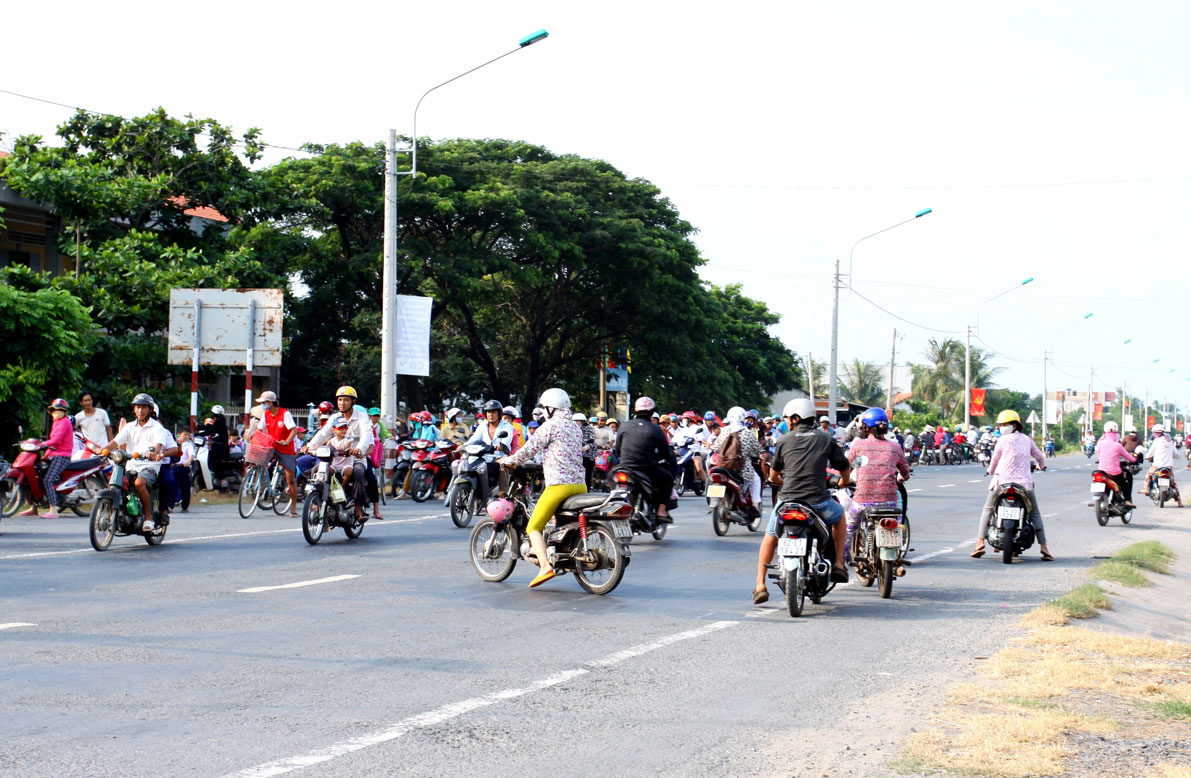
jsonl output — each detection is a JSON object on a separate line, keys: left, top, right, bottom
{"left": 500, "top": 388, "right": 587, "bottom": 588}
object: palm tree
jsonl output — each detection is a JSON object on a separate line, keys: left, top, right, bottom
{"left": 804, "top": 356, "right": 827, "bottom": 398}
{"left": 909, "top": 338, "right": 1002, "bottom": 418}
{"left": 840, "top": 359, "right": 886, "bottom": 407}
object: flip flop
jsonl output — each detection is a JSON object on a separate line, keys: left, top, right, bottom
{"left": 1040, "top": 552, "right": 1055, "bottom": 562}
{"left": 970, "top": 548, "right": 985, "bottom": 558}
{"left": 752, "top": 588, "right": 769, "bottom": 605}
{"left": 529, "top": 569, "right": 557, "bottom": 588}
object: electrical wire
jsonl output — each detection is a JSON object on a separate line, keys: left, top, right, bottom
{"left": 843, "top": 283, "right": 962, "bottom": 335}
{"left": 666, "top": 174, "right": 1191, "bottom": 192}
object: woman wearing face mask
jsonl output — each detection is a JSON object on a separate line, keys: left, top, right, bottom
{"left": 970, "top": 410, "right": 1052, "bottom": 560}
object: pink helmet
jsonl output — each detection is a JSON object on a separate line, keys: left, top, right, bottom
{"left": 634, "top": 396, "right": 656, "bottom": 413}
{"left": 486, "top": 498, "right": 514, "bottom": 524}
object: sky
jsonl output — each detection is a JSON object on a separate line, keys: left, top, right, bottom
{"left": 3, "top": 1, "right": 1189, "bottom": 410}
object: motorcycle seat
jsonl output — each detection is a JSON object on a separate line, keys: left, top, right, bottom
{"left": 62, "top": 457, "right": 104, "bottom": 472}
{"left": 710, "top": 467, "right": 743, "bottom": 483}
{"left": 514, "top": 462, "right": 543, "bottom": 472}
{"left": 559, "top": 493, "right": 608, "bottom": 511}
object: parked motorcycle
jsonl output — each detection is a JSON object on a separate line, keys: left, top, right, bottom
{"left": 1090, "top": 465, "right": 1136, "bottom": 526}
{"left": 1148, "top": 466, "right": 1178, "bottom": 508}
{"left": 300, "top": 444, "right": 370, "bottom": 545}
{"left": 768, "top": 501, "right": 840, "bottom": 617}
{"left": 607, "top": 467, "right": 669, "bottom": 540}
{"left": 410, "top": 440, "right": 457, "bottom": 502}
{"left": 468, "top": 466, "right": 634, "bottom": 594}
{"left": 190, "top": 434, "right": 241, "bottom": 493}
{"left": 707, "top": 466, "right": 762, "bottom": 535}
{"left": 673, "top": 444, "right": 704, "bottom": 497}
{"left": 2, "top": 439, "right": 107, "bottom": 518}
{"left": 88, "top": 449, "right": 168, "bottom": 550}
{"left": 446, "top": 432, "right": 510, "bottom": 528}
{"left": 986, "top": 480, "right": 1039, "bottom": 563}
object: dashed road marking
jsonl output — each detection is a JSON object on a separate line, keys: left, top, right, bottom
{"left": 968, "top": 479, "right": 984, "bottom": 483}
{"left": 0, "top": 622, "right": 37, "bottom": 631}
{"left": 938, "top": 484, "right": 956, "bottom": 489}
{"left": 908, "top": 488, "right": 923, "bottom": 493}
{"left": 238, "top": 574, "right": 361, "bottom": 594}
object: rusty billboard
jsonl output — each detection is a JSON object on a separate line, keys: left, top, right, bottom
{"left": 167, "top": 288, "right": 283, "bottom": 367}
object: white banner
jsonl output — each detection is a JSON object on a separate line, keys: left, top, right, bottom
{"left": 1124, "top": 414, "right": 1134, "bottom": 430}
{"left": 395, "top": 295, "right": 433, "bottom": 377}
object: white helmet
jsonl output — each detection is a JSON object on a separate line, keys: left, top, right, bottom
{"left": 783, "top": 398, "right": 816, "bottom": 421}
{"left": 724, "top": 406, "right": 746, "bottom": 424}
{"left": 537, "top": 387, "right": 571, "bottom": 411}
{"left": 634, "top": 396, "right": 656, "bottom": 413}
{"left": 571, "top": 412, "right": 586, "bottom": 422}
{"left": 1104, "top": 421, "right": 1119, "bottom": 433}
{"left": 445, "top": 407, "right": 462, "bottom": 421}
{"left": 1153, "top": 423, "right": 1164, "bottom": 433}
{"left": 211, "top": 405, "right": 225, "bottom": 415}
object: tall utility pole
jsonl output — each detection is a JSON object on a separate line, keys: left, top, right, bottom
{"left": 887, "top": 328, "right": 897, "bottom": 412}
{"left": 1121, "top": 380, "right": 1127, "bottom": 431}
{"left": 807, "top": 352, "right": 815, "bottom": 400}
{"left": 1041, "top": 349, "right": 1048, "bottom": 441}
{"left": 964, "top": 325, "right": 972, "bottom": 431}
{"left": 1087, "top": 365, "right": 1094, "bottom": 437}
{"left": 828, "top": 259, "right": 840, "bottom": 424}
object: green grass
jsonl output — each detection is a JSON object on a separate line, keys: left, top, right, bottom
{"left": 1052, "top": 584, "right": 1112, "bottom": 620}
{"left": 1112, "top": 541, "right": 1175, "bottom": 575}
{"left": 1149, "top": 699, "right": 1191, "bottom": 720}
{"left": 1089, "top": 560, "right": 1150, "bottom": 588}
{"left": 1002, "top": 696, "right": 1071, "bottom": 713}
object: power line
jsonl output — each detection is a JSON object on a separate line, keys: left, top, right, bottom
{"left": 843, "top": 283, "right": 962, "bottom": 335}
{"left": 667, "top": 173, "right": 1191, "bottom": 193}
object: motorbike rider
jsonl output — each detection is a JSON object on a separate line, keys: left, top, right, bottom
{"left": 98, "top": 393, "right": 169, "bottom": 532}
{"left": 593, "top": 411, "right": 616, "bottom": 465}
{"left": 755, "top": 398, "right": 851, "bottom": 604}
{"left": 246, "top": 390, "right": 301, "bottom": 518}
{"left": 302, "top": 386, "right": 374, "bottom": 523}
{"left": 296, "top": 401, "right": 335, "bottom": 477}
{"left": 1095, "top": 421, "right": 1137, "bottom": 508}
{"left": 18, "top": 398, "right": 75, "bottom": 519}
{"left": 441, "top": 408, "right": 470, "bottom": 446}
{"left": 467, "top": 400, "right": 515, "bottom": 494}
{"left": 970, "top": 410, "right": 1052, "bottom": 560}
{"left": 498, "top": 388, "right": 587, "bottom": 588}
{"left": 1144, "top": 424, "right": 1182, "bottom": 506}
{"left": 843, "top": 408, "right": 911, "bottom": 560}
{"left": 711, "top": 407, "right": 763, "bottom": 517}
{"left": 573, "top": 412, "right": 596, "bottom": 488}
{"left": 615, "top": 396, "right": 678, "bottom": 522}
{"left": 198, "top": 405, "right": 231, "bottom": 490}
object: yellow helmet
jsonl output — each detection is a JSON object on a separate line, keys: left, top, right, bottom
{"left": 335, "top": 385, "right": 358, "bottom": 399}
{"left": 995, "top": 409, "right": 1021, "bottom": 426}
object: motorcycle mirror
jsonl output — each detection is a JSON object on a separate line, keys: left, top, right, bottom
{"left": 854, "top": 455, "right": 869, "bottom": 468}
{"left": 497, "top": 430, "right": 510, "bottom": 438}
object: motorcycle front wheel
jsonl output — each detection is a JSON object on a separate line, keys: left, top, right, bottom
{"left": 712, "top": 503, "right": 730, "bottom": 536}
{"left": 1121, "top": 507, "right": 1133, "bottom": 525}
{"left": 469, "top": 518, "right": 518, "bottom": 581}
{"left": 302, "top": 492, "right": 324, "bottom": 545}
{"left": 410, "top": 470, "right": 435, "bottom": 503}
{"left": 786, "top": 561, "right": 805, "bottom": 617}
{"left": 448, "top": 482, "right": 475, "bottom": 528}
{"left": 89, "top": 496, "right": 116, "bottom": 551}
{"left": 574, "top": 524, "right": 627, "bottom": 595}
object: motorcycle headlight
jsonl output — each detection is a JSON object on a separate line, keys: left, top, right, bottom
{"left": 315, "top": 447, "right": 332, "bottom": 458}
{"left": 108, "top": 449, "right": 128, "bottom": 465}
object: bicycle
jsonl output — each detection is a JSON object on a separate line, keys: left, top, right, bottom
{"left": 238, "top": 432, "right": 299, "bottom": 518}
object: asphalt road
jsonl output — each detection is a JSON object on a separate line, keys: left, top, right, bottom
{"left": 2, "top": 452, "right": 1187, "bottom": 778}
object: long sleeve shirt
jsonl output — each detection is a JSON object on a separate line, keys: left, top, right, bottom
{"left": 46, "top": 416, "right": 74, "bottom": 458}
{"left": 1096, "top": 434, "right": 1135, "bottom": 476}
{"left": 1148, "top": 435, "right": 1175, "bottom": 469}
{"left": 502, "top": 412, "right": 584, "bottom": 486}
{"left": 987, "top": 431, "right": 1046, "bottom": 490}
{"left": 307, "top": 407, "right": 373, "bottom": 457}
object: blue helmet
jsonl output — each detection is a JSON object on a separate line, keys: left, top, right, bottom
{"left": 859, "top": 407, "right": 889, "bottom": 428}
{"left": 703, "top": 411, "right": 716, "bottom": 421}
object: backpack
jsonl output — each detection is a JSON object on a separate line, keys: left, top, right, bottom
{"left": 720, "top": 431, "right": 745, "bottom": 471}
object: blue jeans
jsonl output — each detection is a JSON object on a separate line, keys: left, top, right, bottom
{"left": 766, "top": 497, "right": 844, "bottom": 536}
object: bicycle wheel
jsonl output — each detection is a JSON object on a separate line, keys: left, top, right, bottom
{"left": 272, "top": 467, "right": 295, "bottom": 515}
{"left": 257, "top": 464, "right": 276, "bottom": 510}
{"left": 238, "top": 465, "right": 263, "bottom": 518}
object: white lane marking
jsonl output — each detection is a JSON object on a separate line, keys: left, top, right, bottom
{"left": 238, "top": 575, "right": 361, "bottom": 594}
{"left": 0, "top": 622, "right": 37, "bottom": 631}
{"left": 938, "top": 484, "right": 956, "bottom": 489}
{"left": 224, "top": 621, "right": 738, "bottom": 778}
{"left": 1043, "top": 513, "right": 1058, "bottom": 518}
{"left": 907, "top": 488, "right": 923, "bottom": 493}
{"left": 0, "top": 515, "right": 438, "bottom": 560}
{"left": 907, "top": 539, "right": 977, "bottom": 563}
{"left": 968, "top": 479, "right": 984, "bottom": 483}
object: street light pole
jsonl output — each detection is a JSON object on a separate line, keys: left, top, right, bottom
{"left": 829, "top": 207, "right": 931, "bottom": 425}
{"left": 379, "top": 30, "right": 549, "bottom": 428}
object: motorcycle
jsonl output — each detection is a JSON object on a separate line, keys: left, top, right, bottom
{"left": 409, "top": 439, "right": 457, "bottom": 503}
{"left": 607, "top": 467, "right": 669, "bottom": 540}
{"left": 1148, "top": 466, "right": 1178, "bottom": 508}
{"left": 1090, "top": 464, "right": 1137, "bottom": 525}
{"left": 446, "top": 432, "right": 510, "bottom": 528}
{"left": 468, "top": 465, "right": 634, "bottom": 594}
{"left": 707, "top": 466, "right": 762, "bottom": 535}
{"left": 88, "top": 449, "right": 168, "bottom": 551}
{"left": 592, "top": 449, "right": 614, "bottom": 492}
{"left": 986, "top": 479, "right": 1039, "bottom": 563}
{"left": 300, "top": 443, "right": 370, "bottom": 545}
{"left": 768, "top": 500, "right": 840, "bottom": 617}
{"left": 843, "top": 459, "right": 910, "bottom": 598}
{"left": 2, "top": 439, "right": 108, "bottom": 518}
{"left": 190, "top": 433, "right": 241, "bottom": 493}
{"left": 673, "top": 444, "right": 704, "bottom": 497}
{"left": 1084, "top": 442, "right": 1095, "bottom": 458}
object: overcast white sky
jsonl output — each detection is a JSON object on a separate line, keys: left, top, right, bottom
{"left": 4, "top": 1, "right": 1189, "bottom": 408}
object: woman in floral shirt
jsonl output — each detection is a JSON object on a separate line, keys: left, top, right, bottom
{"left": 971, "top": 409, "right": 1051, "bottom": 561}
{"left": 500, "top": 388, "right": 586, "bottom": 588}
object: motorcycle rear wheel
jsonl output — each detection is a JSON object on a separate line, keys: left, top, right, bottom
{"left": 574, "top": 524, "right": 626, "bottom": 595}
{"left": 747, "top": 510, "right": 763, "bottom": 532}
{"left": 878, "top": 559, "right": 894, "bottom": 598}
{"left": 71, "top": 474, "right": 107, "bottom": 517}
{"left": 469, "top": 519, "right": 518, "bottom": 582}
{"left": 89, "top": 497, "right": 116, "bottom": 551}
{"left": 1095, "top": 498, "right": 1109, "bottom": 526}
{"left": 712, "top": 504, "right": 730, "bottom": 536}
{"left": 302, "top": 492, "right": 324, "bottom": 545}
{"left": 786, "top": 562, "right": 805, "bottom": 617}
{"left": 1002, "top": 541, "right": 1014, "bottom": 565}
{"left": 1, "top": 480, "right": 25, "bottom": 518}
{"left": 410, "top": 470, "right": 435, "bottom": 503}
{"left": 144, "top": 519, "right": 166, "bottom": 546}
{"left": 343, "top": 514, "right": 365, "bottom": 539}
{"left": 448, "top": 483, "right": 475, "bottom": 528}
{"left": 651, "top": 521, "right": 667, "bottom": 540}
{"left": 1121, "top": 508, "right": 1133, "bottom": 525}
{"left": 854, "top": 529, "right": 875, "bottom": 587}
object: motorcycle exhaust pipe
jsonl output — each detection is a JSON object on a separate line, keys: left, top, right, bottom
{"left": 895, "top": 566, "right": 906, "bottom": 577}
{"left": 814, "top": 560, "right": 831, "bottom": 578}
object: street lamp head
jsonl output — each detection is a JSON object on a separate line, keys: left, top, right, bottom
{"left": 1124, "top": 339, "right": 1132, "bottom": 344}
{"left": 1021, "top": 277, "right": 1034, "bottom": 285}
{"left": 519, "top": 29, "right": 549, "bottom": 47}
{"left": 915, "top": 208, "right": 932, "bottom": 218}
{"left": 1083, "top": 312, "right": 1093, "bottom": 319}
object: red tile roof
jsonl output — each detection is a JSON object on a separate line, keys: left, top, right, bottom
{"left": 167, "top": 195, "right": 229, "bottom": 223}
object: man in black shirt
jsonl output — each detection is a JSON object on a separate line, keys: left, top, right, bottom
{"left": 753, "top": 398, "right": 851, "bottom": 603}
{"left": 615, "top": 396, "right": 677, "bottom": 522}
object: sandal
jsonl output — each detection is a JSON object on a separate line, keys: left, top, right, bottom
{"left": 1040, "top": 551, "right": 1055, "bottom": 562}
{"left": 970, "top": 548, "right": 985, "bottom": 558}
{"left": 752, "top": 588, "right": 769, "bottom": 605}
{"left": 529, "top": 569, "right": 557, "bottom": 588}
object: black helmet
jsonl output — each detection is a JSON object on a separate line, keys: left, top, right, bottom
{"left": 482, "top": 400, "right": 502, "bottom": 413}
{"left": 131, "top": 392, "right": 155, "bottom": 408}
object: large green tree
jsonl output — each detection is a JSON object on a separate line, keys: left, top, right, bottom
{"left": 909, "top": 338, "right": 1002, "bottom": 419}
{"left": 840, "top": 359, "right": 886, "bottom": 407}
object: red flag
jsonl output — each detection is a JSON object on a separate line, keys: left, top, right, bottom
{"left": 969, "top": 388, "right": 987, "bottom": 417}
{"left": 1148, "top": 416, "right": 1155, "bottom": 429}
{"left": 1093, "top": 403, "right": 1103, "bottom": 421}
{"left": 1178, "top": 421, "right": 1185, "bottom": 432}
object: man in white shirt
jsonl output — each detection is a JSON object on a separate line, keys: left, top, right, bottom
{"left": 75, "top": 392, "right": 112, "bottom": 448}
{"left": 1144, "top": 424, "right": 1182, "bottom": 506}
{"left": 303, "top": 386, "right": 374, "bottom": 521}
{"left": 101, "top": 393, "right": 168, "bottom": 531}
